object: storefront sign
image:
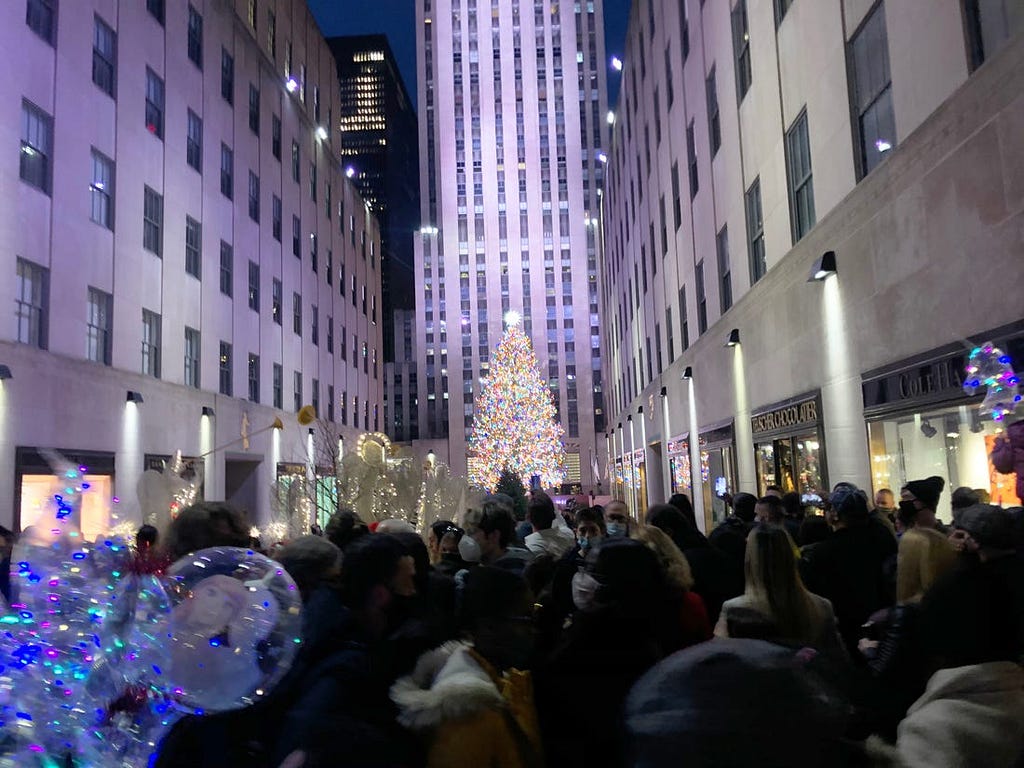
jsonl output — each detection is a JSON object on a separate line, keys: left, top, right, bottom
{"left": 751, "top": 394, "right": 820, "bottom": 437}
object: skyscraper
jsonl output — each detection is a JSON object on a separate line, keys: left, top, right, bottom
{"left": 415, "top": 0, "right": 609, "bottom": 491}
{"left": 328, "top": 34, "right": 419, "bottom": 354}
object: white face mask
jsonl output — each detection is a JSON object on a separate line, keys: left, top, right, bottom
{"left": 606, "top": 522, "right": 627, "bottom": 538}
{"left": 458, "top": 533, "right": 482, "bottom": 563}
{"left": 571, "top": 571, "right": 603, "bottom": 612}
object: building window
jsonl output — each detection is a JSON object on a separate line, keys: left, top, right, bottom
{"left": 292, "top": 215, "right": 300, "bottom": 258}
{"left": 20, "top": 100, "right": 52, "bottom": 194}
{"left": 850, "top": 4, "right": 895, "bottom": 177}
{"left": 15, "top": 258, "right": 48, "bottom": 349}
{"left": 311, "top": 233, "right": 318, "bottom": 273}
{"left": 143, "top": 186, "right": 163, "bottom": 256}
{"left": 221, "top": 48, "right": 234, "bottom": 104}
{"left": 272, "top": 363, "right": 282, "bottom": 408}
{"left": 272, "top": 195, "right": 282, "bottom": 241}
{"left": 328, "top": 385, "right": 335, "bottom": 422}
{"left": 26, "top": 0, "right": 56, "bottom": 44}
{"left": 292, "top": 293, "right": 302, "bottom": 336}
{"left": 267, "top": 10, "right": 276, "bottom": 58}
{"left": 327, "top": 316, "right": 334, "bottom": 354}
{"left": 185, "top": 216, "right": 201, "bottom": 277}
{"left": 340, "top": 325, "right": 347, "bottom": 360}
{"left": 248, "top": 84, "right": 260, "bottom": 134}
{"left": 965, "top": 0, "right": 1024, "bottom": 69}
{"left": 93, "top": 15, "right": 116, "bottom": 97}
{"left": 186, "top": 109, "right": 202, "bottom": 171}
{"left": 184, "top": 327, "right": 200, "bottom": 388}
{"left": 272, "top": 278, "right": 281, "bottom": 324}
{"left": 311, "top": 378, "right": 320, "bottom": 417}
{"left": 309, "top": 162, "right": 317, "bottom": 202}
{"left": 746, "top": 177, "right": 766, "bottom": 284}
{"left": 146, "top": 0, "right": 164, "bottom": 25}
{"left": 86, "top": 287, "right": 112, "bottom": 365}
{"left": 272, "top": 114, "right": 281, "bottom": 159}
{"left": 311, "top": 305, "right": 319, "bottom": 346}
{"left": 785, "top": 109, "right": 816, "bottom": 242}
{"left": 248, "top": 171, "right": 259, "bottom": 222}
{"left": 774, "top": 0, "right": 793, "bottom": 25}
{"left": 293, "top": 371, "right": 303, "bottom": 413}
{"left": 717, "top": 226, "right": 733, "bottom": 312}
{"left": 679, "top": 286, "right": 690, "bottom": 351}
{"left": 90, "top": 150, "right": 114, "bottom": 229}
{"left": 248, "top": 261, "right": 259, "bottom": 311}
{"left": 248, "top": 0, "right": 257, "bottom": 30}
{"left": 291, "top": 141, "right": 300, "bottom": 183}
{"left": 695, "top": 261, "right": 707, "bottom": 335}
{"left": 219, "top": 241, "right": 232, "bottom": 295}
{"left": 731, "top": 0, "right": 752, "bottom": 99}
{"left": 220, "top": 144, "right": 233, "bottom": 199}
{"left": 706, "top": 68, "right": 721, "bottom": 156}
{"left": 142, "top": 309, "right": 161, "bottom": 378}
{"left": 187, "top": 5, "right": 203, "bottom": 68}
{"left": 219, "top": 342, "right": 232, "bottom": 396}
{"left": 145, "top": 68, "right": 164, "bottom": 138}
{"left": 248, "top": 354, "right": 260, "bottom": 403}
{"left": 686, "top": 120, "right": 698, "bottom": 199}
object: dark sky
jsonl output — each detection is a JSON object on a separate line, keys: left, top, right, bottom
{"left": 308, "top": 0, "right": 633, "bottom": 108}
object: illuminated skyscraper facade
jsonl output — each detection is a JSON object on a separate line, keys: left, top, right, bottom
{"left": 414, "top": 0, "right": 609, "bottom": 490}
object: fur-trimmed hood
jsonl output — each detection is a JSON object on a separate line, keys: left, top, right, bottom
{"left": 390, "top": 641, "right": 505, "bottom": 732}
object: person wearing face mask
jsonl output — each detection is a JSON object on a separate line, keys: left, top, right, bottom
{"left": 534, "top": 538, "right": 672, "bottom": 768}
{"left": 604, "top": 499, "right": 632, "bottom": 538}
{"left": 462, "top": 495, "right": 534, "bottom": 575}
{"left": 390, "top": 567, "right": 542, "bottom": 768}
{"left": 898, "top": 476, "right": 947, "bottom": 533}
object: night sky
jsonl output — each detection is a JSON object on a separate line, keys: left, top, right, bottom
{"left": 308, "top": 0, "right": 633, "bottom": 108}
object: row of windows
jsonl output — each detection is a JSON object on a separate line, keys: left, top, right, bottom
{"left": 15, "top": 257, "right": 377, "bottom": 415}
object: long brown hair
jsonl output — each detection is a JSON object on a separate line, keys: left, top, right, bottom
{"left": 744, "top": 523, "right": 820, "bottom": 643}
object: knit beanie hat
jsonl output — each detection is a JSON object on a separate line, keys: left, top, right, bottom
{"left": 904, "top": 476, "right": 945, "bottom": 510}
{"left": 956, "top": 504, "right": 1014, "bottom": 549}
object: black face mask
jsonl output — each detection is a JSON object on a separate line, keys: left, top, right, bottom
{"left": 897, "top": 500, "right": 919, "bottom": 525}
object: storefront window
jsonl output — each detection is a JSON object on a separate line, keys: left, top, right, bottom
{"left": 756, "top": 435, "right": 823, "bottom": 495}
{"left": 19, "top": 474, "right": 114, "bottom": 541}
{"left": 869, "top": 404, "right": 1017, "bottom": 519}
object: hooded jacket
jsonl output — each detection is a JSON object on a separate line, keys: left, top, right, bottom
{"left": 893, "top": 662, "right": 1024, "bottom": 767}
{"left": 991, "top": 419, "right": 1024, "bottom": 504}
{"left": 390, "top": 641, "right": 542, "bottom": 768}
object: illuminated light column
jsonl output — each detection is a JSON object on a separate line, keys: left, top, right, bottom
{"left": 200, "top": 413, "right": 214, "bottom": 502}
{"left": 616, "top": 421, "right": 625, "bottom": 501}
{"left": 731, "top": 344, "right": 756, "bottom": 493}
{"left": 627, "top": 415, "right": 637, "bottom": 517}
{"left": 0, "top": 382, "right": 11, "bottom": 531}
{"left": 637, "top": 405, "right": 649, "bottom": 508}
{"left": 119, "top": 401, "right": 142, "bottom": 525}
{"left": 604, "top": 431, "right": 612, "bottom": 497}
{"left": 820, "top": 277, "right": 870, "bottom": 489}
{"left": 661, "top": 388, "right": 672, "bottom": 503}
{"left": 687, "top": 377, "right": 707, "bottom": 533}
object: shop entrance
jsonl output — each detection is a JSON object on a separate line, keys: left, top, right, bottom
{"left": 755, "top": 434, "right": 824, "bottom": 496}
{"left": 224, "top": 455, "right": 261, "bottom": 521}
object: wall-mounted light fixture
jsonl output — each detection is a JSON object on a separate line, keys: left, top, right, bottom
{"left": 0, "top": 365, "right": 11, "bottom": 380}
{"left": 808, "top": 250, "right": 838, "bottom": 282}
{"left": 681, "top": 366, "right": 693, "bottom": 380}
{"left": 725, "top": 329, "right": 741, "bottom": 347}
{"left": 126, "top": 390, "right": 144, "bottom": 404}
{"left": 201, "top": 406, "right": 215, "bottom": 417}
{"left": 660, "top": 386, "right": 668, "bottom": 397}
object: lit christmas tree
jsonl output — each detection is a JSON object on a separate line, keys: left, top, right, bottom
{"left": 469, "top": 315, "right": 567, "bottom": 490}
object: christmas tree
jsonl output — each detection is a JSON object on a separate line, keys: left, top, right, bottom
{"left": 469, "top": 319, "right": 566, "bottom": 490}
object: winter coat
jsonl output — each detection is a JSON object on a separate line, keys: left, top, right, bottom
{"left": 714, "top": 591, "right": 845, "bottom": 657}
{"left": 524, "top": 527, "right": 576, "bottom": 558}
{"left": 390, "top": 641, "right": 542, "bottom": 768}
{"left": 800, "top": 522, "right": 897, "bottom": 650}
{"left": 893, "top": 662, "right": 1024, "bottom": 767}
{"left": 992, "top": 419, "right": 1024, "bottom": 504}
{"left": 864, "top": 603, "right": 931, "bottom": 742}
{"left": 491, "top": 546, "right": 535, "bottom": 575}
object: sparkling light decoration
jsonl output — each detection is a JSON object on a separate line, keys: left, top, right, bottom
{"left": 468, "top": 323, "right": 566, "bottom": 490}
{"left": 963, "top": 342, "right": 1021, "bottom": 421}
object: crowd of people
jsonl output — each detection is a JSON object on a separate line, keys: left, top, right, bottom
{"left": 134, "top": 475, "right": 1024, "bottom": 767}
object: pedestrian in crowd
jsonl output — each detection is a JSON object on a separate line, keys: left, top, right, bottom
{"left": 391, "top": 567, "right": 541, "bottom": 768}
{"left": 800, "top": 486, "right": 897, "bottom": 650}
{"left": 163, "top": 501, "right": 251, "bottom": 560}
{"left": 949, "top": 486, "right": 979, "bottom": 525}
{"left": 780, "top": 491, "right": 806, "bottom": 544}
{"left": 765, "top": 484, "right": 784, "bottom": 499}
{"left": 462, "top": 495, "right": 534, "bottom": 575}
{"left": 523, "top": 491, "right": 575, "bottom": 557}
{"left": 426, "top": 519, "right": 456, "bottom": 565}
{"left": 324, "top": 507, "right": 369, "bottom": 552}
{"left": 716, "top": 523, "right": 844, "bottom": 656}
{"left": 603, "top": 499, "right": 632, "bottom": 537}
{"left": 799, "top": 514, "right": 832, "bottom": 557}
{"left": 433, "top": 525, "right": 468, "bottom": 577}
{"left": 275, "top": 534, "right": 343, "bottom": 601}
{"left": 668, "top": 492, "right": 699, "bottom": 531}
{"left": 858, "top": 528, "right": 958, "bottom": 741}
{"left": 631, "top": 525, "right": 712, "bottom": 651}
{"left": 898, "top": 476, "right": 946, "bottom": 532}
{"left": 874, "top": 488, "right": 897, "bottom": 522}
{"left": 647, "top": 503, "right": 741, "bottom": 624}
{"left": 626, "top": 638, "right": 854, "bottom": 768}
{"left": 708, "top": 491, "right": 756, "bottom": 571}
{"left": 991, "top": 418, "right": 1024, "bottom": 504}
{"left": 754, "top": 495, "right": 786, "bottom": 526}
{"left": 534, "top": 538, "right": 671, "bottom": 768}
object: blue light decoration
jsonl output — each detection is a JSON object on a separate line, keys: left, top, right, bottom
{"left": 963, "top": 342, "right": 1022, "bottom": 421}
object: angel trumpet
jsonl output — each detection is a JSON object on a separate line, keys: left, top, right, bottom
{"left": 196, "top": 407, "right": 312, "bottom": 459}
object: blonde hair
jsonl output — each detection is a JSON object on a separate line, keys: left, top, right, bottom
{"left": 744, "top": 524, "right": 821, "bottom": 644}
{"left": 896, "top": 527, "right": 957, "bottom": 604}
{"left": 631, "top": 525, "right": 695, "bottom": 591}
